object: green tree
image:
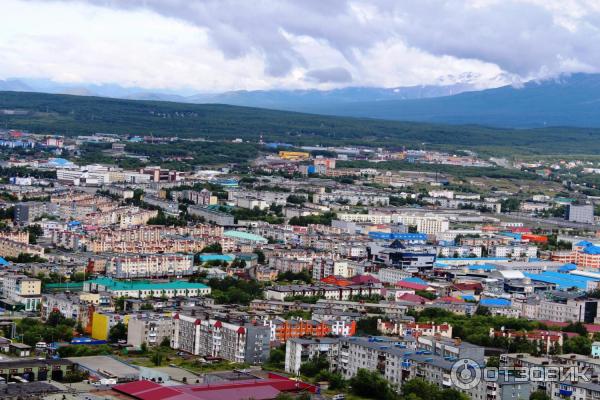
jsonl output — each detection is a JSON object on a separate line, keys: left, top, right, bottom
{"left": 108, "top": 322, "right": 127, "bottom": 343}
{"left": 530, "top": 390, "right": 551, "bottom": 400}
{"left": 349, "top": 369, "right": 398, "bottom": 400}
{"left": 150, "top": 350, "right": 164, "bottom": 366}
{"left": 563, "top": 335, "right": 592, "bottom": 355}
{"left": 299, "top": 356, "right": 329, "bottom": 377}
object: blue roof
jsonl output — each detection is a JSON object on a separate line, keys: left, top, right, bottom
{"left": 468, "top": 264, "right": 496, "bottom": 271}
{"left": 500, "top": 232, "right": 522, "bottom": 240}
{"left": 558, "top": 263, "right": 577, "bottom": 272}
{"left": 403, "top": 277, "right": 428, "bottom": 285}
{"left": 525, "top": 271, "right": 600, "bottom": 290}
{"left": 462, "top": 295, "right": 476, "bottom": 301}
{"left": 576, "top": 241, "right": 594, "bottom": 247}
{"left": 0, "top": 257, "right": 9, "bottom": 266}
{"left": 480, "top": 298, "right": 511, "bottom": 307}
{"left": 48, "top": 158, "right": 71, "bottom": 165}
{"left": 583, "top": 245, "right": 600, "bottom": 255}
{"left": 199, "top": 254, "right": 235, "bottom": 262}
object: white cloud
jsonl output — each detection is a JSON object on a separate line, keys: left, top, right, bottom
{"left": 1, "top": 0, "right": 600, "bottom": 91}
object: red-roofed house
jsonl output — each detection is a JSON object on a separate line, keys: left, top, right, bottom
{"left": 351, "top": 275, "right": 381, "bottom": 285}
{"left": 396, "top": 293, "right": 430, "bottom": 304}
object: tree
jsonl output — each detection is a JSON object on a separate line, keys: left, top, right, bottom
{"left": 47, "top": 310, "right": 66, "bottom": 327}
{"left": 475, "top": 305, "right": 491, "bottom": 316}
{"left": 254, "top": 249, "right": 266, "bottom": 264}
{"left": 349, "top": 369, "right": 398, "bottom": 400}
{"left": 201, "top": 242, "right": 223, "bottom": 253}
{"left": 71, "top": 272, "right": 86, "bottom": 282}
{"left": 26, "top": 224, "right": 43, "bottom": 244}
{"left": 300, "top": 356, "right": 329, "bottom": 377}
{"left": 160, "top": 336, "right": 171, "bottom": 348}
{"left": 501, "top": 198, "right": 521, "bottom": 212}
{"left": 356, "top": 317, "right": 380, "bottom": 335}
{"left": 108, "top": 322, "right": 127, "bottom": 343}
{"left": 140, "top": 342, "right": 148, "bottom": 354}
{"left": 563, "top": 335, "right": 592, "bottom": 355}
{"left": 266, "top": 346, "right": 286, "bottom": 370}
{"left": 115, "top": 296, "right": 126, "bottom": 312}
{"left": 486, "top": 356, "right": 500, "bottom": 368}
{"left": 530, "top": 390, "right": 551, "bottom": 400}
{"left": 150, "top": 350, "right": 164, "bottom": 366}
{"left": 563, "top": 322, "right": 588, "bottom": 336}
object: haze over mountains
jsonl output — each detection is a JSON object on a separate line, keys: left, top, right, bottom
{"left": 2, "top": 73, "right": 600, "bottom": 128}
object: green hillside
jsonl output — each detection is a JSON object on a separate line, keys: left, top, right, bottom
{"left": 0, "top": 90, "right": 599, "bottom": 156}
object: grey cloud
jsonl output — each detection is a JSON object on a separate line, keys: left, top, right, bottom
{"left": 46, "top": 0, "right": 600, "bottom": 79}
{"left": 305, "top": 67, "right": 353, "bottom": 83}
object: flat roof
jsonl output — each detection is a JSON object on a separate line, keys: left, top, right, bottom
{"left": 85, "top": 277, "right": 209, "bottom": 291}
{"left": 67, "top": 355, "right": 139, "bottom": 379}
{"left": 224, "top": 230, "right": 268, "bottom": 243}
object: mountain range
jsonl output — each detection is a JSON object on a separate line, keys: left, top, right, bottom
{"left": 2, "top": 73, "right": 600, "bottom": 128}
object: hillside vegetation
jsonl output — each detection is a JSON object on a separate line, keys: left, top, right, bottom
{"left": 1, "top": 91, "right": 600, "bottom": 156}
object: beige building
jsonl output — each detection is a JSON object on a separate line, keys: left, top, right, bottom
{"left": 0, "top": 237, "right": 45, "bottom": 258}
{"left": 2, "top": 274, "right": 42, "bottom": 311}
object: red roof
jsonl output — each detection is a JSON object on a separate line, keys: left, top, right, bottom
{"left": 397, "top": 293, "right": 429, "bottom": 304}
{"left": 537, "top": 320, "right": 569, "bottom": 328}
{"left": 585, "top": 324, "right": 600, "bottom": 333}
{"left": 395, "top": 281, "right": 428, "bottom": 291}
{"left": 351, "top": 275, "right": 381, "bottom": 285}
{"left": 114, "top": 374, "right": 319, "bottom": 400}
{"left": 453, "top": 282, "right": 482, "bottom": 291}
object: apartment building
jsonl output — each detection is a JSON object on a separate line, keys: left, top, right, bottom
{"left": 13, "top": 202, "right": 48, "bottom": 224}
{"left": 2, "top": 274, "right": 42, "bottom": 311}
{"left": 178, "top": 189, "right": 217, "bottom": 206}
{"left": 41, "top": 292, "right": 105, "bottom": 326}
{"left": 490, "top": 245, "right": 538, "bottom": 259}
{"left": 537, "top": 297, "right": 600, "bottom": 323}
{"left": 188, "top": 206, "right": 235, "bottom": 226}
{"left": 313, "top": 191, "right": 390, "bottom": 206}
{"left": 566, "top": 204, "right": 595, "bottom": 224}
{"left": 171, "top": 314, "right": 270, "bottom": 364}
{"left": 285, "top": 337, "right": 340, "bottom": 375}
{"left": 265, "top": 283, "right": 383, "bottom": 301}
{"left": 265, "top": 318, "right": 356, "bottom": 342}
{"left": 269, "top": 256, "right": 311, "bottom": 274}
{"left": 127, "top": 316, "right": 172, "bottom": 348}
{"left": 377, "top": 321, "right": 453, "bottom": 338}
{"left": 105, "top": 254, "right": 194, "bottom": 278}
{"left": 84, "top": 277, "right": 211, "bottom": 299}
{"left": 0, "top": 230, "right": 28, "bottom": 244}
{"left": 0, "top": 237, "right": 45, "bottom": 258}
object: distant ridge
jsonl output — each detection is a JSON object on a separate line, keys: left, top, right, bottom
{"left": 1, "top": 90, "right": 600, "bottom": 156}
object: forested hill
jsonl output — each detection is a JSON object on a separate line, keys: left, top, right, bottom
{"left": 1, "top": 90, "right": 600, "bottom": 156}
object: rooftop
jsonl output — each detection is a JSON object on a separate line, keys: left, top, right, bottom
{"left": 85, "top": 277, "right": 209, "bottom": 291}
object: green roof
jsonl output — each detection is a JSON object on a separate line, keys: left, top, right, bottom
{"left": 223, "top": 230, "right": 268, "bottom": 243}
{"left": 85, "top": 277, "right": 209, "bottom": 291}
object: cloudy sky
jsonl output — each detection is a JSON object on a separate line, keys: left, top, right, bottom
{"left": 1, "top": 0, "right": 600, "bottom": 92}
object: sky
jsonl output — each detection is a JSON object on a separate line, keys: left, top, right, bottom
{"left": 1, "top": 0, "right": 600, "bottom": 92}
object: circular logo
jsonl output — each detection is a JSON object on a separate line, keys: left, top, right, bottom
{"left": 451, "top": 358, "right": 482, "bottom": 390}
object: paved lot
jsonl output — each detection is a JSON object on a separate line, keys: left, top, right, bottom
{"left": 153, "top": 366, "right": 200, "bottom": 383}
